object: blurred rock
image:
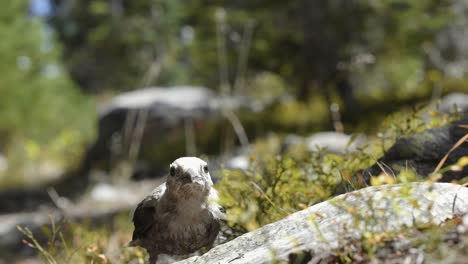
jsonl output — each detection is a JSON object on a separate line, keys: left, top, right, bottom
{"left": 437, "top": 93, "right": 468, "bottom": 116}
{"left": 426, "top": 93, "right": 468, "bottom": 119}
{"left": 177, "top": 183, "right": 468, "bottom": 264}
{"left": 284, "top": 132, "right": 367, "bottom": 155}
{"left": 224, "top": 155, "right": 250, "bottom": 171}
{"left": 80, "top": 86, "right": 252, "bottom": 179}
{"left": 422, "top": 93, "right": 468, "bottom": 124}
{"left": 204, "top": 151, "right": 251, "bottom": 182}
{"left": 90, "top": 182, "right": 138, "bottom": 202}
{"left": 99, "top": 86, "right": 218, "bottom": 119}
{"left": 363, "top": 118, "right": 468, "bottom": 182}
{"left": 305, "top": 132, "right": 367, "bottom": 154}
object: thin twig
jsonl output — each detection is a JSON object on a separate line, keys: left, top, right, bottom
{"left": 233, "top": 20, "right": 255, "bottom": 96}
{"left": 216, "top": 8, "right": 230, "bottom": 96}
{"left": 222, "top": 109, "right": 249, "bottom": 149}
{"left": 123, "top": 109, "right": 138, "bottom": 151}
{"left": 128, "top": 108, "right": 149, "bottom": 176}
{"left": 375, "top": 161, "right": 390, "bottom": 178}
{"left": 140, "top": 1, "right": 166, "bottom": 87}
{"left": 433, "top": 133, "right": 468, "bottom": 173}
{"left": 47, "top": 187, "right": 72, "bottom": 218}
{"left": 251, "top": 182, "right": 287, "bottom": 215}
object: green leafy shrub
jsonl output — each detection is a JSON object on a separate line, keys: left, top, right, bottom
{"left": 17, "top": 214, "right": 145, "bottom": 264}
{"left": 216, "top": 109, "right": 464, "bottom": 235}
{"left": 216, "top": 135, "right": 376, "bottom": 234}
{"left": 0, "top": 0, "right": 95, "bottom": 188}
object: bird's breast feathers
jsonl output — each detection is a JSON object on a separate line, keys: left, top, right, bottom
{"left": 167, "top": 221, "right": 209, "bottom": 239}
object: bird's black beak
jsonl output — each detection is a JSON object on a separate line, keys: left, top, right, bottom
{"left": 180, "top": 172, "right": 193, "bottom": 184}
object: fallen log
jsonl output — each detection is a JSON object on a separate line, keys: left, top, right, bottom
{"left": 176, "top": 182, "right": 468, "bottom": 264}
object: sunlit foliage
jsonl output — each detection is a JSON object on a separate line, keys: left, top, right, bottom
{"left": 0, "top": 0, "right": 95, "bottom": 187}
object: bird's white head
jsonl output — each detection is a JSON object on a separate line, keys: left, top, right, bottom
{"left": 166, "top": 157, "right": 213, "bottom": 199}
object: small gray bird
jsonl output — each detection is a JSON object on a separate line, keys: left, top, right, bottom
{"left": 128, "top": 157, "right": 225, "bottom": 263}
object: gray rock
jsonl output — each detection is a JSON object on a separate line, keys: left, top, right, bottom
{"left": 423, "top": 93, "right": 468, "bottom": 123}
{"left": 306, "top": 132, "right": 366, "bottom": 154}
{"left": 435, "top": 93, "right": 468, "bottom": 117}
{"left": 99, "top": 86, "right": 218, "bottom": 120}
{"left": 223, "top": 155, "right": 250, "bottom": 171}
{"left": 284, "top": 132, "right": 367, "bottom": 155}
{"left": 203, "top": 152, "right": 251, "bottom": 182}
{"left": 80, "top": 86, "right": 244, "bottom": 178}
{"left": 176, "top": 182, "right": 468, "bottom": 264}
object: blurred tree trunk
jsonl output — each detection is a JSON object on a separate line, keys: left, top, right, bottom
{"left": 299, "top": 0, "right": 361, "bottom": 124}
{"left": 299, "top": 0, "right": 333, "bottom": 100}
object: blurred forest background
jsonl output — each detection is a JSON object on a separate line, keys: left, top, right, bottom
{"left": 0, "top": 0, "right": 468, "bottom": 263}
{"left": 2, "top": 0, "right": 467, "bottom": 186}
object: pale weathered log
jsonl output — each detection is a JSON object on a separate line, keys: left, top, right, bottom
{"left": 176, "top": 183, "right": 468, "bottom": 264}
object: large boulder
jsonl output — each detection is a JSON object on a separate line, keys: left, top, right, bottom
{"left": 99, "top": 86, "right": 219, "bottom": 121}
{"left": 177, "top": 182, "right": 468, "bottom": 264}
{"left": 80, "top": 86, "right": 247, "bottom": 178}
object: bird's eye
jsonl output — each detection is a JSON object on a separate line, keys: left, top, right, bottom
{"left": 203, "top": 165, "right": 209, "bottom": 173}
{"left": 170, "top": 166, "right": 176, "bottom": 176}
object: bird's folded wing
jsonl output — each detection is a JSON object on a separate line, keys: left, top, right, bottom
{"left": 130, "top": 183, "right": 166, "bottom": 244}
{"left": 131, "top": 201, "right": 156, "bottom": 243}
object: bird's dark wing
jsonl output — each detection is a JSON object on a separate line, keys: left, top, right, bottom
{"left": 131, "top": 201, "right": 156, "bottom": 242}
{"left": 206, "top": 217, "right": 221, "bottom": 246}
{"left": 130, "top": 184, "right": 166, "bottom": 243}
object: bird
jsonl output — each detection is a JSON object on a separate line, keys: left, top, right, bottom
{"left": 128, "top": 157, "right": 225, "bottom": 263}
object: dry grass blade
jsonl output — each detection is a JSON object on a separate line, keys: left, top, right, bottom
{"left": 17, "top": 226, "right": 58, "bottom": 264}
{"left": 433, "top": 133, "right": 468, "bottom": 174}
{"left": 250, "top": 182, "right": 287, "bottom": 215}
{"left": 458, "top": 124, "right": 468, "bottom": 129}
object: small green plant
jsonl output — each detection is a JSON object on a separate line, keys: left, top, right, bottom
{"left": 216, "top": 135, "right": 376, "bottom": 235}
{"left": 17, "top": 214, "right": 146, "bottom": 264}
{"left": 328, "top": 214, "right": 468, "bottom": 263}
